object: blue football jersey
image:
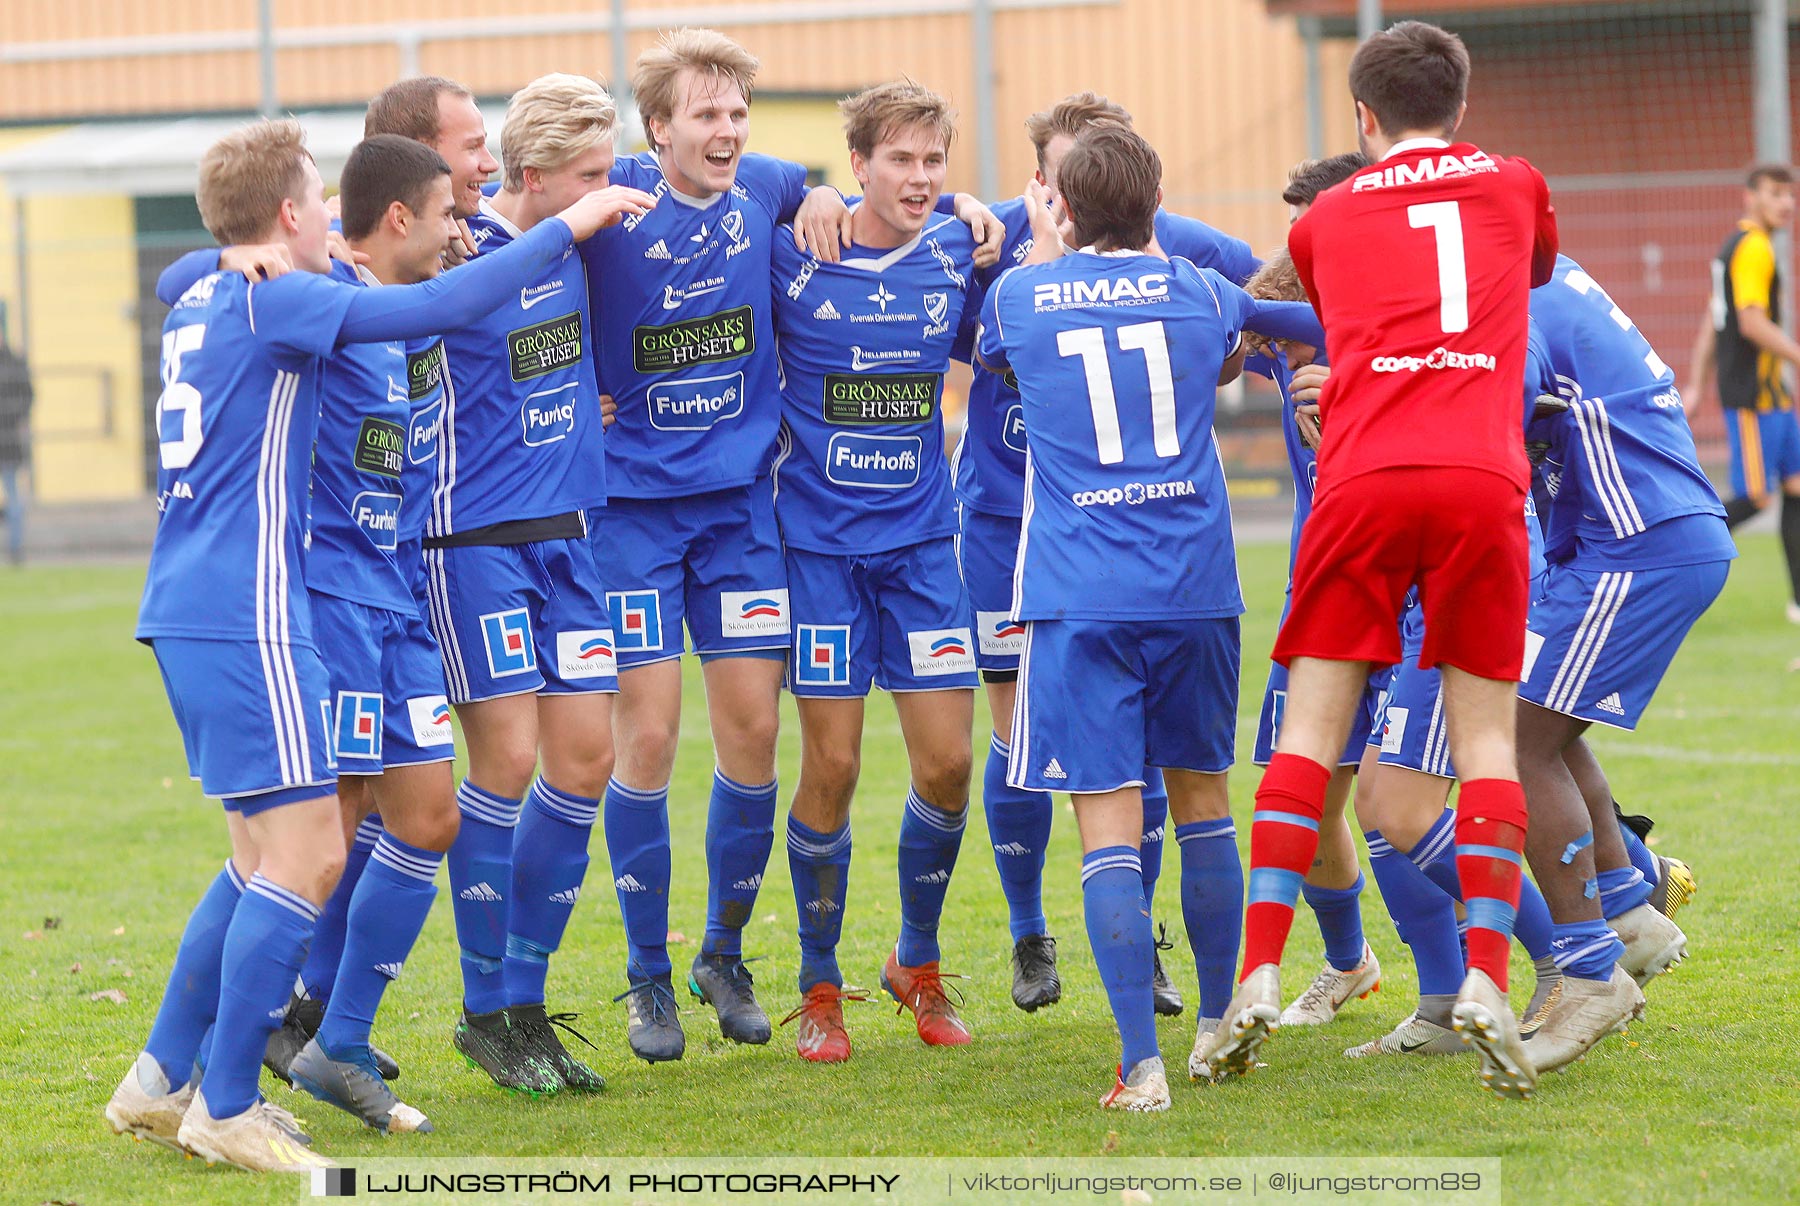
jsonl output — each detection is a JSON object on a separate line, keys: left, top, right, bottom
{"left": 980, "top": 252, "right": 1250, "bottom": 622}
{"left": 769, "top": 212, "right": 980, "bottom": 554}
{"left": 305, "top": 264, "right": 429, "bottom": 614}
{"left": 137, "top": 270, "right": 359, "bottom": 645}
{"left": 953, "top": 203, "right": 1260, "bottom": 519}
{"left": 430, "top": 199, "right": 605, "bottom": 536}
{"left": 581, "top": 152, "right": 809, "bottom": 499}
{"left": 1528, "top": 255, "right": 1727, "bottom": 553}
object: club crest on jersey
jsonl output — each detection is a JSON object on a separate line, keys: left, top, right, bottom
{"left": 350, "top": 490, "right": 402, "bottom": 550}
{"left": 976, "top": 610, "right": 1025, "bottom": 656}
{"left": 907, "top": 628, "right": 975, "bottom": 677}
{"left": 923, "top": 291, "right": 952, "bottom": 337}
{"left": 648, "top": 371, "right": 744, "bottom": 431}
{"left": 408, "top": 396, "right": 443, "bottom": 466}
{"left": 1001, "top": 404, "right": 1028, "bottom": 454}
{"left": 407, "top": 696, "right": 455, "bottom": 748}
{"left": 556, "top": 629, "right": 619, "bottom": 680}
{"left": 521, "top": 383, "right": 579, "bottom": 446}
{"left": 721, "top": 208, "right": 750, "bottom": 256}
{"left": 481, "top": 608, "right": 537, "bottom": 678}
{"left": 721, "top": 589, "right": 791, "bottom": 639}
{"left": 335, "top": 691, "right": 383, "bottom": 760}
{"left": 607, "top": 591, "right": 663, "bottom": 652}
{"left": 826, "top": 433, "right": 922, "bottom": 489}
{"left": 795, "top": 624, "right": 851, "bottom": 686}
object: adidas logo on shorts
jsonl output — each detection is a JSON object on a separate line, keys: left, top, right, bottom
{"left": 1043, "top": 758, "right": 1068, "bottom": 780}
{"left": 812, "top": 299, "right": 842, "bottom": 320}
{"left": 993, "top": 841, "right": 1031, "bottom": 856}
{"left": 459, "top": 882, "right": 503, "bottom": 902}
{"left": 912, "top": 869, "right": 951, "bottom": 885}
{"left": 644, "top": 239, "right": 672, "bottom": 260}
{"left": 615, "top": 874, "right": 648, "bottom": 893}
{"left": 548, "top": 886, "right": 580, "bottom": 905}
{"left": 374, "top": 962, "right": 404, "bottom": 980}
{"left": 731, "top": 874, "right": 764, "bottom": 891}
{"left": 1597, "top": 692, "right": 1626, "bottom": 716}
{"left": 804, "top": 897, "right": 841, "bottom": 915}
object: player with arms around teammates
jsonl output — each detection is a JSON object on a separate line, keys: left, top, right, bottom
{"left": 979, "top": 124, "right": 1252, "bottom": 1112}
{"left": 581, "top": 30, "right": 1001, "bottom": 1062}
{"left": 1200, "top": 21, "right": 1560, "bottom": 1100}
{"left": 956, "top": 92, "right": 1262, "bottom": 1023}
{"left": 423, "top": 75, "right": 658, "bottom": 1097}
{"left": 107, "top": 119, "right": 635, "bottom": 1172}
{"left": 770, "top": 81, "right": 993, "bottom": 1064}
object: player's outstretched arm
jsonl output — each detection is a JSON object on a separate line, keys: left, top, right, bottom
{"left": 1684, "top": 313, "right": 1715, "bottom": 418}
{"left": 1020, "top": 180, "right": 1065, "bottom": 265}
{"left": 1243, "top": 299, "right": 1324, "bottom": 349}
{"left": 334, "top": 215, "right": 589, "bottom": 346}
{"left": 793, "top": 186, "right": 853, "bottom": 265}
{"left": 951, "top": 194, "right": 1005, "bottom": 269}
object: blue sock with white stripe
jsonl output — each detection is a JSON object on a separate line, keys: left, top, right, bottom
{"left": 1412, "top": 807, "right": 1555, "bottom": 960}
{"left": 1081, "top": 846, "right": 1159, "bottom": 1073}
{"left": 202, "top": 875, "right": 319, "bottom": 1119}
{"left": 1302, "top": 873, "right": 1368, "bottom": 972}
{"left": 1139, "top": 769, "right": 1168, "bottom": 911}
{"left": 788, "top": 816, "right": 851, "bottom": 991}
{"left": 144, "top": 861, "right": 244, "bottom": 1090}
{"left": 703, "top": 770, "right": 778, "bottom": 958}
{"left": 299, "top": 813, "right": 382, "bottom": 1001}
{"left": 982, "top": 735, "right": 1053, "bottom": 942}
{"left": 315, "top": 833, "right": 441, "bottom": 1063}
{"left": 1597, "top": 865, "right": 1653, "bottom": 920}
{"left": 604, "top": 778, "right": 672, "bottom": 981}
{"left": 896, "top": 789, "right": 967, "bottom": 967}
{"left": 1619, "top": 821, "right": 1660, "bottom": 889}
{"left": 447, "top": 781, "right": 521, "bottom": 1015}
{"left": 1175, "top": 819, "right": 1242, "bottom": 1020}
{"left": 1549, "top": 917, "right": 1624, "bottom": 981}
{"left": 507, "top": 780, "right": 598, "bottom": 1006}
{"left": 1364, "top": 829, "right": 1464, "bottom": 997}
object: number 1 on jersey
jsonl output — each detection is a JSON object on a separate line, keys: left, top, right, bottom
{"left": 1408, "top": 200, "right": 1469, "bottom": 334}
{"left": 1056, "top": 320, "right": 1178, "bottom": 465}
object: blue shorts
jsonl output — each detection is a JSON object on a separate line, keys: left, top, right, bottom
{"left": 421, "top": 535, "right": 617, "bottom": 704}
{"left": 956, "top": 506, "right": 1025, "bottom": 675}
{"left": 311, "top": 592, "right": 456, "bottom": 775}
{"left": 1519, "top": 558, "right": 1730, "bottom": 730}
{"left": 1369, "top": 599, "right": 1454, "bottom": 779}
{"left": 1010, "top": 617, "right": 1240, "bottom": 793}
{"left": 1726, "top": 407, "right": 1800, "bottom": 501}
{"left": 591, "top": 478, "right": 790, "bottom": 669}
{"left": 785, "top": 538, "right": 978, "bottom": 698}
{"left": 1253, "top": 593, "right": 1386, "bottom": 767}
{"left": 152, "top": 637, "right": 336, "bottom": 809}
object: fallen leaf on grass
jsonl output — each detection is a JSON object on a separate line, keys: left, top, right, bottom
{"left": 667, "top": 930, "right": 687, "bottom": 945}
{"left": 111, "top": 927, "right": 125, "bottom": 937}
{"left": 44, "top": 917, "right": 62, "bottom": 930}
{"left": 21, "top": 931, "right": 41, "bottom": 941}
{"left": 763, "top": 913, "right": 778, "bottom": 924}
{"left": 1121, "top": 1190, "right": 1153, "bottom": 1206}
{"left": 88, "top": 990, "right": 128, "bottom": 1005}
{"left": 67, "top": 962, "right": 82, "bottom": 974}
{"left": 1102, "top": 1129, "right": 1120, "bottom": 1153}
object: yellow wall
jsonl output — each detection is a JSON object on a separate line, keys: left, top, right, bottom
{"left": 12, "top": 190, "right": 144, "bottom": 503}
{"left": 737, "top": 96, "right": 858, "bottom": 193}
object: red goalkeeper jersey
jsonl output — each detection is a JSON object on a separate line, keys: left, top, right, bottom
{"left": 1288, "top": 138, "right": 1557, "bottom": 488}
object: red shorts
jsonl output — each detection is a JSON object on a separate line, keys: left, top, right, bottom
{"left": 1273, "top": 466, "right": 1528, "bottom": 681}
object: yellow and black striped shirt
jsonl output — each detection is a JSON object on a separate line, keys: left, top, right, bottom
{"left": 1711, "top": 219, "right": 1792, "bottom": 412}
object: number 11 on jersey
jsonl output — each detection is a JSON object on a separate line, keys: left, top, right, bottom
{"left": 1056, "top": 320, "right": 1179, "bottom": 465}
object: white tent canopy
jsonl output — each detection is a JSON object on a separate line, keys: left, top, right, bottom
{"left": 0, "top": 105, "right": 509, "bottom": 199}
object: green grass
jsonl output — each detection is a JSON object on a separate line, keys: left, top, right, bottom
{"left": 4, "top": 538, "right": 1799, "bottom": 1205}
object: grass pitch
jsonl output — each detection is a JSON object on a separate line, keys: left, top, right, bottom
{"left": 4, "top": 537, "right": 1798, "bottom": 1205}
